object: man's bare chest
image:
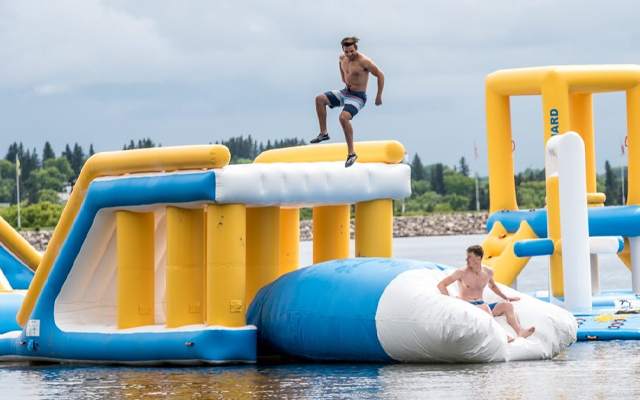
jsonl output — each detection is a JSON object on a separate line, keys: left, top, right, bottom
{"left": 342, "top": 61, "right": 367, "bottom": 77}
{"left": 459, "top": 273, "right": 490, "bottom": 290}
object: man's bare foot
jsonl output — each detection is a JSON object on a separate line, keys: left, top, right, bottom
{"left": 507, "top": 336, "right": 515, "bottom": 343}
{"left": 518, "top": 327, "right": 535, "bottom": 339}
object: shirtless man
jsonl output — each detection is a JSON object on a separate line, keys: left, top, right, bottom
{"left": 310, "top": 36, "right": 385, "bottom": 167}
{"left": 437, "top": 245, "right": 535, "bottom": 342}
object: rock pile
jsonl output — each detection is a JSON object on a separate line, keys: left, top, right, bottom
{"left": 19, "top": 230, "right": 51, "bottom": 252}
{"left": 300, "top": 212, "right": 488, "bottom": 240}
{"left": 19, "top": 213, "right": 489, "bottom": 250}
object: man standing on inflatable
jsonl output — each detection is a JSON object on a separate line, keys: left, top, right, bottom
{"left": 310, "top": 37, "right": 385, "bottom": 167}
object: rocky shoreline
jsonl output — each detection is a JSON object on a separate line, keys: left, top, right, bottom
{"left": 19, "top": 212, "right": 488, "bottom": 251}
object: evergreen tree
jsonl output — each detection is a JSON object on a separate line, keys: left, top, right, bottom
{"left": 71, "top": 143, "right": 86, "bottom": 176}
{"left": 42, "top": 142, "right": 55, "bottom": 163}
{"left": 410, "top": 154, "right": 426, "bottom": 181}
{"left": 88, "top": 144, "right": 95, "bottom": 157}
{"left": 431, "top": 163, "right": 445, "bottom": 195}
{"left": 459, "top": 156, "right": 470, "bottom": 177}
{"left": 137, "top": 138, "right": 155, "bottom": 149}
{"left": 5, "top": 142, "right": 25, "bottom": 163}
{"left": 62, "top": 144, "right": 73, "bottom": 166}
{"left": 21, "top": 148, "right": 40, "bottom": 181}
{"left": 123, "top": 138, "right": 156, "bottom": 150}
{"left": 604, "top": 160, "right": 618, "bottom": 205}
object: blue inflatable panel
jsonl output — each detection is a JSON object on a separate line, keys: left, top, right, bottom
{"left": 488, "top": 209, "right": 548, "bottom": 237}
{"left": 0, "top": 328, "right": 257, "bottom": 364}
{"left": 575, "top": 313, "right": 640, "bottom": 341}
{"left": 530, "top": 290, "right": 640, "bottom": 341}
{"left": 0, "top": 244, "right": 34, "bottom": 290}
{"left": 588, "top": 206, "right": 640, "bottom": 237}
{"left": 489, "top": 205, "right": 640, "bottom": 239}
{"left": 248, "top": 258, "right": 448, "bottom": 362}
{"left": 0, "top": 292, "right": 25, "bottom": 334}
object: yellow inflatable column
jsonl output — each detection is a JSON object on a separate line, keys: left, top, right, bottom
{"left": 246, "top": 207, "right": 280, "bottom": 305}
{"left": 313, "top": 205, "right": 350, "bottom": 264}
{"left": 570, "top": 93, "right": 598, "bottom": 194}
{"left": 203, "top": 209, "right": 208, "bottom": 318}
{"left": 355, "top": 199, "right": 393, "bottom": 257}
{"left": 547, "top": 175, "right": 564, "bottom": 296}
{"left": 542, "top": 75, "right": 571, "bottom": 298}
{"left": 116, "top": 211, "right": 155, "bottom": 329}
{"left": 280, "top": 208, "right": 300, "bottom": 275}
{"left": 207, "top": 204, "right": 246, "bottom": 327}
{"left": 165, "top": 207, "right": 205, "bottom": 328}
{"left": 628, "top": 86, "right": 640, "bottom": 206}
{"left": 486, "top": 88, "right": 517, "bottom": 213}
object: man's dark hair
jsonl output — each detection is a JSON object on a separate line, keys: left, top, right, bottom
{"left": 341, "top": 36, "right": 359, "bottom": 49}
{"left": 467, "top": 245, "right": 484, "bottom": 259}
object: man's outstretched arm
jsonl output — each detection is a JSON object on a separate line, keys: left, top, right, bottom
{"left": 437, "top": 270, "right": 462, "bottom": 296}
{"left": 488, "top": 275, "right": 520, "bottom": 302}
{"left": 363, "top": 58, "right": 384, "bottom": 105}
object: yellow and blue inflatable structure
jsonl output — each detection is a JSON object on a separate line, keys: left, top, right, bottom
{"left": 482, "top": 64, "right": 640, "bottom": 340}
{"left": 0, "top": 140, "right": 577, "bottom": 364}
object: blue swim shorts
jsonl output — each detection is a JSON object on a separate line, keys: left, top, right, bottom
{"left": 325, "top": 87, "right": 367, "bottom": 118}
{"left": 469, "top": 300, "right": 498, "bottom": 310}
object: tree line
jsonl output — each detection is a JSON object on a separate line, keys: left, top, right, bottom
{"left": 0, "top": 136, "right": 630, "bottom": 229}
{"left": 404, "top": 155, "right": 488, "bottom": 214}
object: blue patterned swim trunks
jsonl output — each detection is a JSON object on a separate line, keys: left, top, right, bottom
{"left": 469, "top": 300, "right": 498, "bottom": 310}
{"left": 325, "top": 87, "right": 367, "bottom": 117}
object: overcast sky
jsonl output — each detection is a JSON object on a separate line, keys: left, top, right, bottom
{"left": 1, "top": 0, "right": 638, "bottom": 175}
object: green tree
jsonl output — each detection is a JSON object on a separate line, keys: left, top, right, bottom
{"left": 443, "top": 170, "right": 474, "bottom": 201}
{"left": 431, "top": 163, "right": 445, "bottom": 195}
{"left": 0, "top": 159, "right": 14, "bottom": 179}
{"left": 0, "top": 159, "right": 16, "bottom": 203}
{"left": 62, "top": 144, "right": 73, "bottom": 172}
{"left": 0, "top": 201, "right": 64, "bottom": 229}
{"left": 443, "top": 194, "right": 470, "bottom": 211}
{"left": 20, "top": 148, "right": 40, "bottom": 181}
{"left": 459, "top": 157, "right": 470, "bottom": 177}
{"left": 137, "top": 138, "right": 155, "bottom": 149}
{"left": 44, "top": 157, "right": 75, "bottom": 182}
{"left": 25, "top": 167, "right": 66, "bottom": 203}
{"left": 42, "top": 142, "right": 56, "bottom": 163}
{"left": 37, "top": 188, "right": 61, "bottom": 204}
{"left": 410, "top": 154, "right": 426, "bottom": 181}
{"left": 71, "top": 143, "right": 86, "bottom": 176}
{"left": 604, "top": 160, "right": 619, "bottom": 206}
{"left": 5, "top": 142, "right": 24, "bottom": 163}
{"left": 410, "top": 180, "right": 431, "bottom": 198}
{"left": 517, "top": 181, "right": 547, "bottom": 209}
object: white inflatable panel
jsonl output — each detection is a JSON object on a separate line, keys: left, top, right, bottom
{"left": 546, "top": 132, "right": 592, "bottom": 312}
{"left": 376, "top": 269, "right": 577, "bottom": 363}
{"left": 214, "top": 162, "right": 411, "bottom": 207}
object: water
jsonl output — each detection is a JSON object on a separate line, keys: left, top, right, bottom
{"left": 1, "top": 235, "right": 638, "bottom": 399}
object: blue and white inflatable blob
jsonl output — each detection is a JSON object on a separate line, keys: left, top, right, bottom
{"left": 247, "top": 258, "right": 577, "bottom": 363}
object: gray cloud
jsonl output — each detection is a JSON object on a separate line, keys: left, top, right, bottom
{"left": 0, "top": 0, "right": 638, "bottom": 174}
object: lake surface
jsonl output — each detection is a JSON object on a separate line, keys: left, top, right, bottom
{"left": 1, "top": 234, "right": 638, "bottom": 399}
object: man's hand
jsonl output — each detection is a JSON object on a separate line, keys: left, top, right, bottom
{"left": 506, "top": 296, "right": 521, "bottom": 302}
{"left": 375, "top": 95, "right": 382, "bottom": 106}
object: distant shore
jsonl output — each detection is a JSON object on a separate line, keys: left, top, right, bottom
{"left": 20, "top": 212, "right": 489, "bottom": 251}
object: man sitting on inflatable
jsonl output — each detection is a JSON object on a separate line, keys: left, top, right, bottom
{"left": 437, "top": 245, "right": 536, "bottom": 342}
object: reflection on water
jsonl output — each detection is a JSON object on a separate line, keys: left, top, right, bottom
{"left": 2, "top": 342, "right": 640, "bottom": 399}
{"left": 1, "top": 235, "right": 638, "bottom": 399}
